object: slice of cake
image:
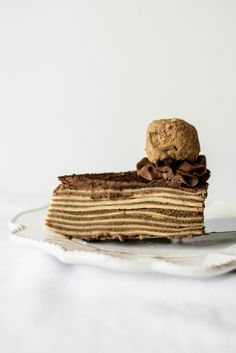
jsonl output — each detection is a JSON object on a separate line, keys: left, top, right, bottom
{"left": 46, "top": 118, "right": 210, "bottom": 241}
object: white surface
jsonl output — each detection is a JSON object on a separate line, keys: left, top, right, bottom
{"left": 1, "top": 194, "right": 236, "bottom": 353}
{"left": 0, "top": 0, "right": 235, "bottom": 205}
{"left": 9, "top": 206, "right": 236, "bottom": 277}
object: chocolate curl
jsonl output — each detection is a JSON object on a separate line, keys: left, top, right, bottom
{"left": 136, "top": 154, "right": 210, "bottom": 187}
{"left": 172, "top": 173, "right": 199, "bottom": 187}
{"left": 137, "top": 158, "right": 174, "bottom": 181}
{"left": 178, "top": 156, "right": 207, "bottom": 177}
{"left": 155, "top": 158, "right": 174, "bottom": 181}
{"left": 175, "top": 155, "right": 210, "bottom": 186}
{"left": 136, "top": 158, "right": 161, "bottom": 181}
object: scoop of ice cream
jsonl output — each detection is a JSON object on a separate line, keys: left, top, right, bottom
{"left": 145, "top": 118, "right": 200, "bottom": 163}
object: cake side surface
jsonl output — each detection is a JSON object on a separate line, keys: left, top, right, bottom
{"left": 46, "top": 171, "right": 208, "bottom": 241}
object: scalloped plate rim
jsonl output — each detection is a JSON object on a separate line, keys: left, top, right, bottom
{"left": 8, "top": 205, "right": 236, "bottom": 277}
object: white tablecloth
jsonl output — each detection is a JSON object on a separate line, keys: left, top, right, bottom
{"left": 1, "top": 193, "right": 236, "bottom": 353}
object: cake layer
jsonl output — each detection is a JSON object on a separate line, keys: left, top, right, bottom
{"left": 46, "top": 174, "right": 207, "bottom": 240}
{"left": 46, "top": 225, "right": 204, "bottom": 240}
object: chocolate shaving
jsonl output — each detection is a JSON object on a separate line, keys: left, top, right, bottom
{"left": 137, "top": 155, "right": 210, "bottom": 187}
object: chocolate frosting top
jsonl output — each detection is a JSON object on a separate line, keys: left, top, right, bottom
{"left": 136, "top": 155, "right": 210, "bottom": 187}
{"left": 56, "top": 170, "right": 208, "bottom": 193}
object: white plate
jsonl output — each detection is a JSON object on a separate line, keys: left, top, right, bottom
{"left": 9, "top": 205, "right": 236, "bottom": 277}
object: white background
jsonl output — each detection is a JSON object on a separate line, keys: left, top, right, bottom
{"left": 1, "top": 1, "right": 236, "bottom": 353}
{"left": 0, "top": 0, "right": 235, "bottom": 205}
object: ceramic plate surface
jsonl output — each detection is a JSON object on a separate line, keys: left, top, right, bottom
{"left": 9, "top": 205, "right": 236, "bottom": 277}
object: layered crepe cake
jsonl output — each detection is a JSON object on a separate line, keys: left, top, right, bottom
{"left": 46, "top": 118, "right": 210, "bottom": 241}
